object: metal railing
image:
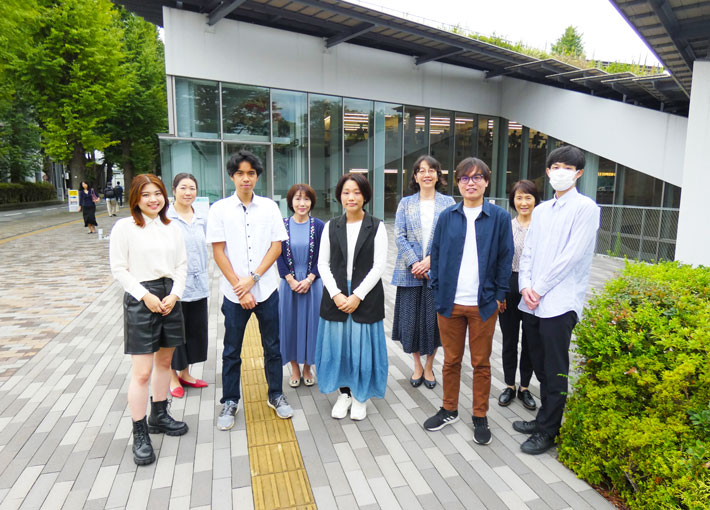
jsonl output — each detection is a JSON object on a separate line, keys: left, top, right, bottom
{"left": 487, "top": 198, "right": 679, "bottom": 263}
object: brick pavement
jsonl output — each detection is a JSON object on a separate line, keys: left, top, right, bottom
{"left": 0, "top": 218, "right": 623, "bottom": 509}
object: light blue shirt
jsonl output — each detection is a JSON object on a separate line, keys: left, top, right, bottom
{"left": 518, "top": 187, "right": 600, "bottom": 319}
{"left": 167, "top": 205, "right": 209, "bottom": 302}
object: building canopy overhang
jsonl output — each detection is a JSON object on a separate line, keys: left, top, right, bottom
{"left": 114, "top": 0, "right": 692, "bottom": 115}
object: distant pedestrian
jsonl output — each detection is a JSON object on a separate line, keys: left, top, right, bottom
{"left": 109, "top": 174, "right": 189, "bottom": 466}
{"left": 78, "top": 181, "right": 99, "bottom": 234}
{"left": 167, "top": 173, "right": 210, "bottom": 398}
{"left": 315, "top": 173, "right": 388, "bottom": 422}
{"left": 104, "top": 184, "right": 119, "bottom": 216}
{"left": 391, "top": 155, "right": 454, "bottom": 390}
{"left": 276, "top": 184, "right": 324, "bottom": 388}
{"left": 114, "top": 182, "right": 124, "bottom": 206}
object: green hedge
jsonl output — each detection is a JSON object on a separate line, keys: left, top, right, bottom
{"left": 558, "top": 261, "right": 710, "bottom": 509}
{"left": 0, "top": 182, "right": 56, "bottom": 204}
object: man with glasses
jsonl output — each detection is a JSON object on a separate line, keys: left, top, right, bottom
{"left": 423, "top": 157, "right": 513, "bottom": 446}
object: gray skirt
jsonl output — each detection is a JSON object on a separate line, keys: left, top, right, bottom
{"left": 124, "top": 278, "right": 185, "bottom": 355}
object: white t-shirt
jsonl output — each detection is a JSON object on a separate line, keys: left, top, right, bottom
{"left": 419, "top": 199, "right": 435, "bottom": 251}
{"left": 454, "top": 205, "right": 482, "bottom": 306}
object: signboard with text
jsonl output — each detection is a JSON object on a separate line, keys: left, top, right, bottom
{"left": 68, "top": 189, "right": 79, "bottom": 212}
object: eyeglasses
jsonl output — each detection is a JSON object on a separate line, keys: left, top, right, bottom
{"left": 458, "top": 174, "right": 485, "bottom": 184}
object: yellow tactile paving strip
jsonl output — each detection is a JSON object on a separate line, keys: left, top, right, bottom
{"left": 242, "top": 318, "right": 317, "bottom": 510}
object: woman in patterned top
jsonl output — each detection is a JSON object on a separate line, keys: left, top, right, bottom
{"left": 497, "top": 180, "right": 541, "bottom": 410}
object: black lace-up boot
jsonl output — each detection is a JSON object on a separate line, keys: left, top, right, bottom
{"left": 132, "top": 417, "right": 155, "bottom": 465}
{"left": 148, "top": 397, "right": 189, "bottom": 436}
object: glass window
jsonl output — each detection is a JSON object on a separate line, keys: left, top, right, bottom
{"left": 175, "top": 78, "right": 219, "bottom": 139}
{"left": 344, "top": 98, "right": 373, "bottom": 212}
{"left": 663, "top": 182, "right": 681, "bottom": 208}
{"left": 272, "top": 90, "right": 308, "bottom": 215}
{"left": 527, "top": 129, "right": 548, "bottom": 195}
{"left": 375, "top": 102, "right": 403, "bottom": 219}
{"left": 222, "top": 83, "right": 269, "bottom": 141}
{"left": 159, "top": 139, "right": 223, "bottom": 203}
{"left": 430, "top": 110, "right": 453, "bottom": 191}
{"left": 596, "top": 157, "right": 616, "bottom": 205}
{"left": 506, "top": 121, "right": 523, "bottom": 194}
{"left": 623, "top": 167, "right": 663, "bottom": 206}
{"left": 454, "top": 112, "right": 475, "bottom": 196}
{"left": 310, "top": 94, "right": 343, "bottom": 219}
{"left": 403, "top": 106, "right": 429, "bottom": 196}
{"left": 223, "top": 143, "right": 269, "bottom": 199}
{"left": 477, "top": 116, "right": 495, "bottom": 170}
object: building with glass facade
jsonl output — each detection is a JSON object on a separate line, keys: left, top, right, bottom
{"left": 155, "top": 6, "right": 689, "bottom": 262}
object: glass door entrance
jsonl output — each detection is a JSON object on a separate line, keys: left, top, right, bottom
{"left": 223, "top": 142, "right": 270, "bottom": 200}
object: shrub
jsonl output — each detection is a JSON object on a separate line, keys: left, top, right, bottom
{"left": 0, "top": 181, "right": 56, "bottom": 204}
{"left": 558, "top": 261, "right": 710, "bottom": 509}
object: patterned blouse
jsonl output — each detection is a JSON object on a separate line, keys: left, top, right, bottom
{"left": 511, "top": 216, "right": 529, "bottom": 273}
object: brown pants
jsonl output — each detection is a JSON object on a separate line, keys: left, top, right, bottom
{"left": 438, "top": 305, "right": 497, "bottom": 417}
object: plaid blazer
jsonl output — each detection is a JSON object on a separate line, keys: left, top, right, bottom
{"left": 391, "top": 191, "right": 455, "bottom": 287}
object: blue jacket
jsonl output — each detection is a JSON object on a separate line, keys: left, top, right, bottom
{"left": 430, "top": 200, "right": 514, "bottom": 321}
{"left": 276, "top": 216, "right": 324, "bottom": 280}
{"left": 391, "top": 192, "right": 455, "bottom": 287}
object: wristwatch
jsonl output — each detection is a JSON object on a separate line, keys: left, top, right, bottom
{"left": 251, "top": 272, "right": 261, "bottom": 283}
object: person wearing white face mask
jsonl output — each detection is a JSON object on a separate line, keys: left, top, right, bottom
{"left": 512, "top": 145, "right": 600, "bottom": 455}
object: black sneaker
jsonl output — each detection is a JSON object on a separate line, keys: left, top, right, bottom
{"left": 472, "top": 416, "right": 492, "bottom": 445}
{"left": 423, "top": 408, "right": 459, "bottom": 431}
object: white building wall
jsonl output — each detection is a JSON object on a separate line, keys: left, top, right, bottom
{"left": 163, "top": 7, "right": 687, "bottom": 187}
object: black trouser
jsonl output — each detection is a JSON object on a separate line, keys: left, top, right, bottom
{"left": 522, "top": 310, "right": 578, "bottom": 437}
{"left": 498, "top": 272, "right": 533, "bottom": 387}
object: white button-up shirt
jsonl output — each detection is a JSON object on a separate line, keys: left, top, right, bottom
{"left": 518, "top": 187, "right": 600, "bottom": 319}
{"left": 206, "top": 193, "right": 288, "bottom": 304}
{"left": 109, "top": 214, "right": 187, "bottom": 300}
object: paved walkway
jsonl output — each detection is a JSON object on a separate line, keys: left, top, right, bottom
{"left": 0, "top": 212, "right": 624, "bottom": 509}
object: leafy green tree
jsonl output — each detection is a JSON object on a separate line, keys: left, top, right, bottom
{"left": 0, "top": 98, "right": 42, "bottom": 182}
{"left": 551, "top": 26, "right": 585, "bottom": 58}
{"left": 21, "top": 0, "right": 126, "bottom": 187}
{"left": 104, "top": 8, "right": 167, "bottom": 185}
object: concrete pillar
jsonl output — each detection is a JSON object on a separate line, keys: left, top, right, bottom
{"left": 579, "top": 152, "right": 599, "bottom": 200}
{"left": 675, "top": 59, "right": 710, "bottom": 266}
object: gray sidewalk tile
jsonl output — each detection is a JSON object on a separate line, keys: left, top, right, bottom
{"left": 62, "top": 488, "right": 90, "bottom": 509}
{"left": 230, "top": 454, "right": 250, "bottom": 488}
{"left": 392, "top": 485, "right": 424, "bottom": 510}
{"left": 18, "top": 471, "right": 56, "bottom": 510}
{"left": 211, "top": 477, "right": 233, "bottom": 510}
{"left": 335, "top": 494, "right": 360, "bottom": 510}
{"left": 312, "top": 485, "right": 337, "bottom": 509}
{"left": 344, "top": 469, "right": 377, "bottom": 506}
{"left": 368, "top": 476, "right": 402, "bottom": 510}
{"left": 518, "top": 472, "right": 571, "bottom": 510}
{"left": 323, "top": 461, "right": 352, "bottom": 497}
{"left": 41, "top": 480, "right": 73, "bottom": 510}
{"left": 547, "top": 481, "right": 596, "bottom": 509}
{"left": 190, "top": 470, "right": 213, "bottom": 507}
{"left": 352, "top": 447, "right": 383, "bottom": 480}
{"left": 447, "top": 454, "right": 508, "bottom": 510}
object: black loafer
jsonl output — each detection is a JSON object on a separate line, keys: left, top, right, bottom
{"left": 423, "top": 376, "right": 436, "bottom": 389}
{"left": 498, "top": 387, "right": 515, "bottom": 406}
{"left": 520, "top": 431, "right": 555, "bottom": 455}
{"left": 517, "top": 389, "right": 537, "bottom": 410}
{"left": 410, "top": 375, "right": 424, "bottom": 387}
{"left": 512, "top": 419, "right": 538, "bottom": 434}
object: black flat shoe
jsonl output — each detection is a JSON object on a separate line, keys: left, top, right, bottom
{"left": 498, "top": 387, "right": 515, "bottom": 406}
{"left": 518, "top": 389, "right": 537, "bottom": 410}
{"left": 410, "top": 375, "right": 424, "bottom": 387}
{"left": 520, "top": 431, "right": 555, "bottom": 455}
{"left": 423, "top": 376, "right": 436, "bottom": 389}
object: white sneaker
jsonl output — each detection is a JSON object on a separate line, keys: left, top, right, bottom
{"left": 350, "top": 398, "right": 367, "bottom": 421}
{"left": 331, "top": 393, "right": 352, "bottom": 419}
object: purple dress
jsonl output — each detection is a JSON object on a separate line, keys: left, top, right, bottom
{"left": 278, "top": 218, "right": 323, "bottom": 365}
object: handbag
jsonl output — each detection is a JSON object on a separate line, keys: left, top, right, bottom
{"left": 91, "top": 190, "right": 99, "bottom": 203}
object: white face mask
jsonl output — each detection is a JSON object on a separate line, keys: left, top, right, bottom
{"left": 548, "top": 169, "right": 578, "bottom": 192}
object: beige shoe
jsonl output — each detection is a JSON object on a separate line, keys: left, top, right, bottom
{"left": 350, "top": 398, "right": 367, "bottom": 421}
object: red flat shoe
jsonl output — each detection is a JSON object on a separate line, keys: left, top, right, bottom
{"left": 178, "top": 376, "right": 208, "bottom": 388}
{"left": 170, "top": 386, "right": 185, "bottom": 398}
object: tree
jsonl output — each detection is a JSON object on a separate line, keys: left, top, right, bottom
{"left": 104, "top": 8, "right": 167, "bottom": 185}
{"left": 21, "top": 0, "right": 126, "bottom": 187}
{"left": 551, "top": 26, "right": 585, "bottom": 58}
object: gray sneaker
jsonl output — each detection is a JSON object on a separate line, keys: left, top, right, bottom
{"left": 217, "top": 400, "right": 239, "bottom": 430}
{"left": 267, "top": 394, "right": 293, "bottom": 419}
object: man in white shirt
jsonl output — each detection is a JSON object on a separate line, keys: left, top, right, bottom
{"left": 206, "top": 150, "right": 293, "bottom": 429}
{"left": 514, "top": 145, "right": 600, "bottom": 455}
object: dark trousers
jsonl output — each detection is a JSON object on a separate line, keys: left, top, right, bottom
{"left": 522, "top": 311, "right": 578, "bottom": 437}
{"left": 220, "top": 291, "right": 283, "bottom": 404}
{"left": 498, "top": 272, "right": 533, "bottom": 387}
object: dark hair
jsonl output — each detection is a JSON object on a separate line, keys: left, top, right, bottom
{"left": 454, "top": 157, "right": 491, "bottom": 183}
{"left": 128, "top": 174, "right": 170, "bottom": 227}
{"left": 172, "top": 172, "right": 199, "bottom": 192}
{"left": 286, "top": 183, "right": 317, "bottom": 212}
{"left": 226, "top": 149, "right": 263, "bottom": 177}
{"left": 546, "top": 145, "right": 585, "bottom": 170}
{"left": 335, "top": 173, "right": 372, "bottom": 205}
{"left": 410, "top": 155, "right": 444, "bottom": 192}
{"left": 80, "top": 181, "right": 91, "bottom": 190}
{"left": 508, "top": 180, "right": 541, "bottom": 209}
{"left": 116, "top": 182, "right": 120, "bottom": 186}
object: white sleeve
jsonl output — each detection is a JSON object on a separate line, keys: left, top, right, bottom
{"left": 169, "top": 226, "right": 187, "bottom": 299}
{"left": 109, "top": 221, "right": 148, "bottom": 301}
{"left": 317, "top": 222, "right": 342, "bottom": 298}
{"left": 205, "top": 202, "right": 225, "bottom": 244}
{"left": 353, "top": 221, "right": 388, "bottom": 300}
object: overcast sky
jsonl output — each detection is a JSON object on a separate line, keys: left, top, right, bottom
{"left": 352, "top": 0, "right": 661, "bottom": 67}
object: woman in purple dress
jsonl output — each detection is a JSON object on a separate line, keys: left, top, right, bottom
{"left": 276, "top": 184, "right": 324, "bottom": 387}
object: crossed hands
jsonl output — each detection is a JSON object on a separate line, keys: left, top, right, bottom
{"left": 333, "top": 292, "right": 361, "bottom": 314}
{"left": 286, "top": 275, "right": 313, "bottom": 294}
{"left": 232, "top": 278, "right": 256, "bottom": 309}
{"left": 411, "top": 256, "right": 431, "bottom": 280}
{"left": 142, "top": 293, "right": 179, "bottom": 316}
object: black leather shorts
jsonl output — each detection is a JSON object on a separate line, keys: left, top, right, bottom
{"left": 123, "top": 278, "right": 185, "bottom": 354}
